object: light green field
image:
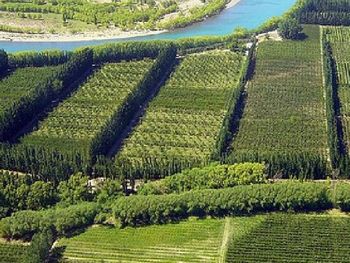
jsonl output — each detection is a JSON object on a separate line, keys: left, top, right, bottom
{"left": 226, "top": 213, "right": 350, "bottom": 262}
{"left": 57, "top": 213, "right": 350, "bottom": 263}
{"left": 58, "top": 218, "right": 226, "bottom": 262}
{"left": 231, "top": 25, "right": 328, "bottom": 159}
{"left": 116, "top": 50, "right": 244, "bottom": 177}
{"left": 21, "top": 59, "right": 154, "bottom": 156}
{"left": 0, "top": 242, "right": 28, "bottom": 263}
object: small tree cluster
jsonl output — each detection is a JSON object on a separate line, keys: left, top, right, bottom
{"left": 278, "top": 18, "right": 303, "bottom": 40}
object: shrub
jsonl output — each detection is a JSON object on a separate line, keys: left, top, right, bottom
{"left": 0, "top": 49, "right": 8, "bottom": 75}
{"left": 334, "top": 183, "right": 350, "bottom": 211}
{"left": 22, "top": 229, "right": 54, "bottom": 263}
{"left": 278, "top": 18, "right": 303, "bottom": 39}
{"left": 138, "top": 163, "right": 267, "bottom": 195}
{"left": 0, "top": 202, "right": 100, "bottom": 239}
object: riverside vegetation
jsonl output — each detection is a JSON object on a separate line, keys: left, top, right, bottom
{"left": 0, "top": 0, "right": 230, "bottom": 36}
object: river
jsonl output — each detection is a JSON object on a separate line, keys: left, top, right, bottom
{"left": 0, "top": 0, "right": 295, "bottom": 52}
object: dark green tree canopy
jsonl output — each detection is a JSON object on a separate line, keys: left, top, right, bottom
{"left": 278, "top": 18, "right": 303, "bottom": 40}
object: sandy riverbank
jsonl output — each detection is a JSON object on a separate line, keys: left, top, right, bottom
{"left": 0, "top": 28, "right": 167, "bottom": 43}
{"left": 226, "top": 0, "right": 240, "bottom": 9}
{"left": 0, "top": 0, "right": 241, "bottom": 43}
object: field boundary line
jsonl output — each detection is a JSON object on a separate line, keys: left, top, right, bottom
{"left": 218, "top": 217, "right": 232, "bottom": 263}
{"left": 106, "top": 59, "right": 177, "bottom": 158}
{"left": 320, "top": 25, "right": 332, "bottom": 165}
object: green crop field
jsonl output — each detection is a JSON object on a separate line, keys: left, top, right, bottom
{"left": 231, "top": 26, "right": 328, "bottom": 163}
{"left": 0, "top": 66, "right": 59, "bottom": 120}
{"left": 325, "top": 26, "right": 350, "bottom": 155}
{"left": 57, "top": 218, "right": 225, "bottom": 263}
{"left": 57, "top": 213, "right": 350, "bottom": 263}
{"left": 0, "top": 242, "right": 28, "bottom": 263}
{"left": 116, "top": 50, "right": 244, "bottom": 178}
{"left": 0, "top": 65, "right": 62, "bottom": 141}
{"left": 21, "top": 59, "right": 155, "bottom": 157}
{"left": 226, "top": 213, "right": 350, "bottom": 262}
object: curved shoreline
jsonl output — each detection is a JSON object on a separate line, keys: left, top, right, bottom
{"left": 0, "top": 0, "right": 240, "bottom": 43}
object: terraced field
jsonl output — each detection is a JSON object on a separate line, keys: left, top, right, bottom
{"left": 116, "top": 50, "right": 244, "bottom": 178}
{"left": 0, "top": 242, "right": 28, "bottom": 263}
{"left": 231, "top": 26, "right": 328, "bottom": 167}
{"left": 58, "top": 218, "right": 225, "bottom": 262}
{"left": 21, "top": 59, "right": 155, "bottom": 156}
{"left": 226, "top": 213, "right": 350, "bottom": 262}
{"left": 325, "top": 26, "right": 350, "bottom": 154}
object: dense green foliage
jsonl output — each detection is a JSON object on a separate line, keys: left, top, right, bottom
{"left": 8, "top": 50, "right": 70, "bottom": 68}
{"left": 116, "top": 50, "right": 244, "bottom": 179}
{"left": 230, "top": 26, "right": 329, "bottom": 179}
{"left": 138, "top": 163, "right": 266, "bottom": 195}
{"left": 0, "top": 171, "right": 57, "bottom": 218}
{"left": 113, "top": 181, "right": 332, "bottom": 227}
{"left": 0, "top": 202, "right": 100, "bottom": 239}
{"left": 0, "top": 50, "right": 8, "bottom": 75}
{"left": 0, "top": 46, "right": 175, "bottom": 179}
{"left": 321, "top": 32, "right": 342, "bottom": 172}
{"left": 23, "top": 229, "right": 53, "bottom": 263}
{"left": 92, "top": 41, "right": 166, "bottom": 64}
{"left": 278, "top": 18, "right": 303, "bottom": 39}
{"left": 296, "top": 0, "right": 350, "bottom": 26}
{"left": 57, "top": 173, "right": 93, "bottom": 206}
{"left": 92, "top": 37, "right": 234, "bottom": 64}
{"left": 226, "top": 213, "right": 350, "bottom": 262}
{"left": 0, "top": 48, "right": 92, "bottom": 142}
{"left": 21, "top": 59, "right": 155, "bottom": 158}
{"left": 58, "top": 219, "right": 224, "bottom": 262}
{"left": 334, "top": 182, "right": 350, "bottom": 211}
{"left": 0, "top": 66, "right": 60, "bottom": 141}
{"left": 324, "top": 26, "right": 350, "bottom": 176}
{"left": 0, "top": 172, "right": 123, "bottom": 218}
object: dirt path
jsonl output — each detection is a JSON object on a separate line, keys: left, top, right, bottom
{"left": 218, "top": 218, "right": 232, "bottom": 263}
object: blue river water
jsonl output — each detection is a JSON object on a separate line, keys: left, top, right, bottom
{"left": 0, "top": 0, "right": 295, "bottom": 52}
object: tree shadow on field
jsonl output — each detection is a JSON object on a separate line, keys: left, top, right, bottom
{"left": 295, "top": 32, "right": 308, "bottom": 41}
{"left": 63, "top": 226, "right": 89, "bottom": 238}
{"left": 50, "top": 246, "right": 66, "bottom": 263}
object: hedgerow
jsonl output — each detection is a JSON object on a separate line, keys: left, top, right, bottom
{"left": 113, "top": 181, "right": 332, "bottom": 227}
{"left": 0, "top": 202, "right": 100, "bottom": 239}
{"left": 138, "top": 163, "right": 266, "bottom": 195}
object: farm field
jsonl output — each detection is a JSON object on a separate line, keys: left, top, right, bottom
{"left": 324, "top": 26, "right": 350, "bottom": 155}
{"left": 226, "top": 213, "right": 350, "bottom": 262}
{"left": 0, "top": 66, "right": 58, "bottom": 117}
{"left": 57, "top": 218, "right": 225, "bottom": 263}
{"left": 0, "top": 65, "right": 61, "bottom": 141}
{"left": 115, "top": 50, "right": 244, "bottom": 178}
{"left": 20, "top": 59, "right": 155, "bottom": 157}
{"left": 231, "top": 25, "right": 328, "bottom": 164}
{"left": 0, "top": 242, "right": 28, "bottom": 263}
{"left": 56, "top": 213, "right": 350, "bottom": 263}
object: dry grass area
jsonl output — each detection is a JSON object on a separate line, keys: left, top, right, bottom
{"left": 0, "top": 12, "right": 98, "bottom": 34}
